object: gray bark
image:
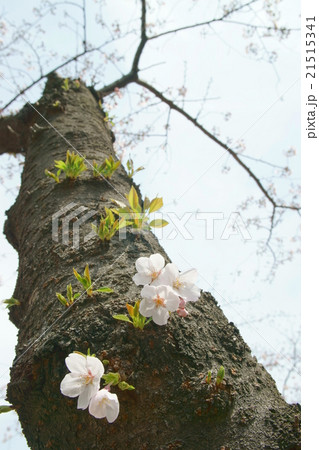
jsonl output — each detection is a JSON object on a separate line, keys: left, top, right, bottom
{"left": 4, "top": 74, "right": 300, "bottom": 449}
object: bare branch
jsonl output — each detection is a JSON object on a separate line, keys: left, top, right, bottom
{"left": 148, "top": 0, "right": 260, "bottom": 41}
{"left": 135, "top": 77, "right": 300, "bottom": 215}
{"left": 223, "top": 19, "right": 300, "bottom": 32}
{"left": 1, "top": 41, "right": 111, "bottom": 112}
{"left": 98, "top": 0, "right": 148, "bottom": 98}
{"left": 131, "top": 0, "right": 147, "bottom": 74}
{"left": 239, "top": 153, "right": 287, "bottom": 170}
{"left": 82, "top": 0, "right": 87, "bottom": 51}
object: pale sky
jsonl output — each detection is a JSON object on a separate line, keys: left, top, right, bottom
{"left": 0, "top": 0, "right": 300, "bottom": 447}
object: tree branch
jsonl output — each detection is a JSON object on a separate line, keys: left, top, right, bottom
{"left": 132, "top": 0, "right": 147, "bottom": 73}
{"left": 0, "top": 39, "right": 113, "bottom": 112}
{"left": 135, "top": 77, "right": 300, "bottom": 216}
{"left": 97, "top": 0, "right": 147, "bottom": 98}
{"left": 0, "top": 104, "right": 35, "bottom": 155}
{"left": 148, "top": 0, "right": 260, "bottom": 40}
{"left": 82, "top": 0, "right": 87, "bottom": 51}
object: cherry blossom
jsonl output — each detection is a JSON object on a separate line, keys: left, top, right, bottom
{"left": 60, "top": 353, "right": 104, "bottom": 410}
{"left": 153, "top": 263, "right": 200, "bottom": 302}
{"left": 177, "top": 297, "right": 189, "bottom": 317}
{"left": 132, "top": 253, "right": 165, "bottom": 286}
{"left": 89, "top": 388, "right": 120, "bottom": 422}
{"left": 140, "top": 285, "right": 179, "bottom": 325}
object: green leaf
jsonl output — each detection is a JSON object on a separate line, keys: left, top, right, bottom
{"left": 133, "top": 301, "right": 140, "bottom": 318}
{"left": 118, "top": 381, "right": 135, "bottom": 391}
{"left": 149, "top": 219, "right": 169, "bottom": 228}
{"left": 206, "top": 370, "right": 212, "bottom": 384}
{"left": 102, "top": 372, "right": 120, "bottom": 386}
{"left": 84, "top": 264, "right": 91, "bottom": 284}
{"left": 54, "top": 160, "right": 67, "bottom": 170}
{"left": 113, "top": 160, "right": 121, "bottom": 170}
{"left": 56, "top": 293, "right": 68, "bottom": 306}
{"left": 126, "top": 303, "right": 134, "bottom": 318}
{"left": 118, "top": 217, "right": 129, "bottom": 230}
{"left": 149, "top": 197, "right": 163, "bottom": 213}
{"left": 73, "top": 268, "right": 84, "bottom": 284}
{"left": 113, "top": 314, "right": 133, "bottom": 324}
{"left": 102, "top": 360, "right": 109, "bottom": 366}
{"left": 74, "top": 293, "right": 81, "bottom": 299}
{"left": 143, "top": 196, "right": 151, "bottom": 211}
{"left": 0, "top": 405, "right": 14, "bottom": 414}
{"left": 44, "top": 169, "right": 60, "bottom": 183}
{"left": 3, "top": 297, "right": 20, "bottom": 308}
{"left": 106, "top": 207, "right": 115, "bottom": 223}
{"left": 216, "top": 366, "right": 225, "bottom": 385}
{"left": 95, "top": 287, "right": 113, "bottom": 293}
{"left": 127, "top": 159, "right": 132, "bottom": 171}
{"left": 127, "top": 186, "right": 140, "bottom": 211}
{"left": 67, "top": 284, "right": 73, "bottom": 301}
{"left": 62, "top": 78, "right": 69, "bottom": 91}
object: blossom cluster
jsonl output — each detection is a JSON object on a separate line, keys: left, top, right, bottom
{"left": 60, "top": 353, "right": 119, "bottom": 423}
{"left": 132, "top": 253, "right": 200, "bottom": 325}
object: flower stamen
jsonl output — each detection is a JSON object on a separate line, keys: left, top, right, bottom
{"left": 84, "top": 369, "right": 94, "bottom": 385}
{"left": 154, "top": 294, "right": 165, "bottom": 308}
{"left": 151, "top": 270, "right": 160, "bottom": 280}
{"left": 173, "top": 278, "right": 182, "bottom": 289}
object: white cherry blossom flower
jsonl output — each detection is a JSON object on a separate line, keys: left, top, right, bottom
{"left": 153, "top": 263, "right": 200, "bottom": 302}
{"left": 60, "top": 353, "right": 104, "bottom": 410}
{"left": 132, "top": 253, "right": 165, "bottom": 286}
{"left": 140, "top": 285, "right": 179, "bottom": 325}
{"left": 89, "top": 388, "right": 120, "bottom": 423}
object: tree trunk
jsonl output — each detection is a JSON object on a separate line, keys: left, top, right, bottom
{"left": 5, "top": 75, "right": 301, "bottom": 449}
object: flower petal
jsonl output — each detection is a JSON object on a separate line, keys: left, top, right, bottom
{"left": 152, "top": 307, "right": 169, "bottom": 326}
{"left": 86, "top": 356, "right": 104, "bottom": 378}
{"left": 139, "top": 298, "right": 155, "bottom": 318}
{"left": 135, "top": 257, "right": 150, "bottom": 273}
{"left": 141, "top": 284, "right": 156, "bottom": 299}
{"left": 177, "top": 308, "right": 189, "bottom": 317}
{"left": 89, "top": 391, "right": 107, "bottom": 418}
{"left": 105, "top": 392, "right": 120, "bottom": 423}
{"left": 77, "top": 382, "right": 98, "bottom": 410}
{"left": 165, "top": 291, "right": 180, "bottom": 312}
{"left": 179, "top": 269, "right": 198, "bottom": 284}
{"left": 89, "top": 390, "right": 120, "bottom": 422}
{"left": 60, "top": 373, "right": 83, "bottom": 398}
{"left": 132, "top": 272, "right": 151, "bottom": 286}
{"left": 65, "top": 353, "right": 87, "bottom": 374}
{"left": 149, "top": 253, "right": 165, "bottom": 272}
{"left": 155, "top": 285, "right": 173, "bottom": 298}
{"left": 179, "top": 283, "right": 201, "bottom": 302}
{"left": 155, "top": 263, "right": 178, "bottom": 286}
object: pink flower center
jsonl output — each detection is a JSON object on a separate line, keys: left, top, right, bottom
{"left": 151, "top": 270, "right": 160, "bottom": 280}
{"left": 154, "top": 294, "right": 165, "bottom": 308}
{"left": 173, "top": 279, "right": 182, "bottom": 289}
{"left": 84, "top": 369, "right": 94, "bottom": 385}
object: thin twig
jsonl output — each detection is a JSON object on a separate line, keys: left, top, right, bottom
{"left": 135, "top": 77, "right": 300, "bottom": 215}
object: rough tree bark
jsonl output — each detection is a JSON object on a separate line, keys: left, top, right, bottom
{"left": 4, "top": 75, "right": 300, "bottom": 449}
